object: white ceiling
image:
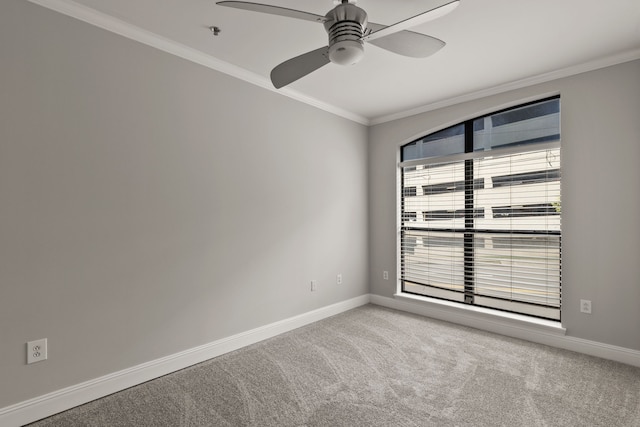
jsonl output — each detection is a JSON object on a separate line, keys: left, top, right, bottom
{"left": 31, "top": 0, "right": 640, "bottom": 124}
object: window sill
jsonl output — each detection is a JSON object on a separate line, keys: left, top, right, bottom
{"left": 391, "top": 292, "right": 566, "bottom": 336}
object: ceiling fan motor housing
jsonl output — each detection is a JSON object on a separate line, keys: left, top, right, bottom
{"left": 323, "top": 3, "right": 368, "bottom": 66}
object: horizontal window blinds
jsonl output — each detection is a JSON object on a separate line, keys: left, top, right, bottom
{"left": 400, "top": 97, "right": 561, "bottom": 321}
{"left": 401, "top": 145, "right": 561, "bottom": 319}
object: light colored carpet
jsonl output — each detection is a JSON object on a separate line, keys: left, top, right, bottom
{"left": 29, "top": 305, "right": 640, "bottom": 426}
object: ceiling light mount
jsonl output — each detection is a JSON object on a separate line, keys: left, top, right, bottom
{"left": 209, "top": 26, "right": 221, "bottom": 36}
{"left": 324, "top": 3, "right": 367, "bottom": 65}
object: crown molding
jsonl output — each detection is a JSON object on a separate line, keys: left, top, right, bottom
{"left": 26, "top": 0, "right": 370, "bottom": 126}
{"left": 23, "top": 0, "right": 640, "bottom": 128}
{"left": 370, "top": 48, "right": 640, "bottom": 125}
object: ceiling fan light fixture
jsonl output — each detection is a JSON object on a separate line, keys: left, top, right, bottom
{"left": 217, "top": 0, "right": 459, "bottom": 87}
{"left": 328, "top": 39, "right": 364, "bottom": 65}
{"left": 324, "top": 3, "right": 367, "bottom": 66}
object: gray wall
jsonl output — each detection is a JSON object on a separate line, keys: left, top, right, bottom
{"left": 369, "top": 59, "right": 640, "bottom": 351}
{"left": 0, "top": 1, "right": 368, "bottom": 407}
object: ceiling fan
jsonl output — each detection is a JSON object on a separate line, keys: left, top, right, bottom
{"left": 216, "top": 0, "right": 460, "bottom": 88}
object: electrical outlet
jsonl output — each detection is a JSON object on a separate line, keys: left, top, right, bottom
{"left": 383, "top": 271, "right": 389, "bottom": 280}
{"left": 311, "top": 280, "right": 317, "bottom": 292}
{"left": 27, "top": 338, "right": 48, "bottom": 364}
{"left": 337, "top": 274, "right": 342, "bottom": 285}
{"left": 580, "top": 299, "right": 592, "bottom": 314}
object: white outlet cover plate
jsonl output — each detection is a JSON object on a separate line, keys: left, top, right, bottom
{"left": 27, "top": 338, "right": 48, "bottom": 364}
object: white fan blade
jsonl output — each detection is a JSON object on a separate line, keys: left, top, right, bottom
{"left": 271, "top": 46, "right": 330, "bottom": 89}
{"left": 363, "top": 0, "right": 459, "bottom": 43}
{"left": 366, "top": 23, "right": 445, "bottom": 58}
{"left": 216, "top": 1, "right": 326, "bottom": 23}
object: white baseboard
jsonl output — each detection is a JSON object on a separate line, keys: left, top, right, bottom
{"left": 0, "top": 294, "right": 371, "bottom": 427}
{"left": 370, "top": 294, "right": 640, "bottom": 368}
{"left": 5, "top": 292, "right": 639, "bottom": 426}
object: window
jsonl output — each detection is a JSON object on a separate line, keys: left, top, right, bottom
{"left": 403, "top": 186, "right": 417, "bottom": 197}
{"left": 423, "top": 208, "right": 485, "bottom": 221}
{"left": 423, "top": 178, "right": 485, "bottom": 195}
{"left": 492, "top": 169, "right": 560, "bottom": 188}
{"left": 403, "top": 212, "right": 417, "bottom": 222}
{"left": 492, "top": 203, "right": 559, "bottom": 218}
{"left": 400, "top": 97, "right": 561, "bottom": 320}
